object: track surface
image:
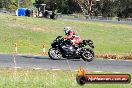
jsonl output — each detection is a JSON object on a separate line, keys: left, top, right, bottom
{"left": 59, "top": 17, "right": 132, "bottom": 25}
{"left": 0, "top": 54, "right": 132, "bottom": 73}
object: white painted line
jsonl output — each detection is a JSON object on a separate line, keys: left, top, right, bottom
{"left": 107, "top": 59, "right": 132, "bottom": 62}
{"left": 51, "top": 69, "right": 61, "bottom": 71}
{"left": 33, "top": 68, "right": 42, "bottom": 70}
{"left": 108, "top": 59, "right": 115, "bottom": 61}
{"left": 113, "top": 72, "right": 121, "bottom": 74}
{"left": 125, "top": 60, "right": 132, "bottom": 62}
{"left": 13, "top": 67, "right": 21, "bottom": 69}
{"left": 43, "top": 69, "right": 48, "bottom": 70}
{"left": 75, "top": 70, "right": 78, "bottom": 72}
{"left": 93, "top": 71, "right": 103, "bottom": 73}
{"left": 17, "top": 54, "right": 41, "bottom": 56}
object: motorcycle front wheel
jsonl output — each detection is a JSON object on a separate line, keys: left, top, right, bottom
{"left": 48, "top": 48, "right": 62, "bottom": 60}
{"left": 81, "top": 48, "right": 94, "bottom": 62}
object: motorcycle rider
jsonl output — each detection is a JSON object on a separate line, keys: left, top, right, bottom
{"left": 64, "top": 27, "right": 81, "bottom": 47}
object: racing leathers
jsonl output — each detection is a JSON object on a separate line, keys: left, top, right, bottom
{"left": 65, "top": 31, "right": 81, "bottom": 46}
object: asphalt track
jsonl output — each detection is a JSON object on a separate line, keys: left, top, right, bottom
{"left": 59, "top": 17, "right": 132, "bottom": 25}
{"left": 0, "top": 54, "right": 132, "bottom": 73}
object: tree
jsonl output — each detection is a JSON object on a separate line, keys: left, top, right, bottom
{"left": 101, "top": 0, "right": 115, "bottom": 17}
{"left": 115, "top": 0, "right": 132, "bottom": 18}
{"left": 34, "top": 0, "right": 81, "bottom": 14}
{"left": 93, "top": 0, "right": 125, "bottom": 17}
{"left": 0, "top": 0, "right": 132, "bottom": 18}
{"left": 0, "top": 0, "right": 18, "bottom": 9}
{"left": 60, "top": 0, "right": 81, "bottom": 14}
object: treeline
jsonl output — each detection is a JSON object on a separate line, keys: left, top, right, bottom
{"left": 94, "top": 0, "right": 132, "bottom": 18}
{"left": 34, "top": 0, "right": 81, "bottom": 14}
{"left": 0, "top": 0, "right": 32, "bottom": 9}
{"left": 0, "top": 0, "right": 17, "bottom": 9}
{"left": 34, "top": 0, "right": 132, "bottom": 18}
{"left": 0, "top": 0, "right": 132, "bottom": 18}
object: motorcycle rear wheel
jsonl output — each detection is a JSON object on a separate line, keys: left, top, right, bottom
{"left": 48, "top": 48, "right": 62, "bottom": 60}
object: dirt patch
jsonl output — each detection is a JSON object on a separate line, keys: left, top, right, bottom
{"left": 97, "top": 23, "right": 132, "bottom": 30}
{"left": 32, "top": 27, "right": 49, "bottom": 31}
{"left": 127, "top": 26, "right": 132, "bottom": 29}
{"left": 96, "top": 53, "right": 132, "bottom": 60}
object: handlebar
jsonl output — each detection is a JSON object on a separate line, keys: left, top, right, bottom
{"left": 56, "top": 36, "right": 62, "bottom": 39}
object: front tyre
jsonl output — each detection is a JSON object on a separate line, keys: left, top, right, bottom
{"left": 81, "top": 49, "right": 94, "bottom": 62}
{"left": 48, "top": 48, "right": 62, "bottom": 60}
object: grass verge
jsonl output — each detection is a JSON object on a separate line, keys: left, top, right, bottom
{"left": 0, "top": 13, "right": 132, "bottom": 59}
{"left": 0, "top": 68, "right": 131, "bottom": 88}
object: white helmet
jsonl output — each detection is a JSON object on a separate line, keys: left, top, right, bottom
{"left": 64, "top": 27, "right": 71, "bottom": 34}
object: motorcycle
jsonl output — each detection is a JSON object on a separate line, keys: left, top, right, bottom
{"left": 48, "top": 36, "right": 94, "bottom": 62}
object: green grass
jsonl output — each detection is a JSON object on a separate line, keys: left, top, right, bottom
{"left": 0, "top": 13, "right": 132, "bottom": 54}
{"left": 0, "top": 68, "right": 131, "bottom": 88}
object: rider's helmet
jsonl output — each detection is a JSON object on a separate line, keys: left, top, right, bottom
{"left": 64, "top": 27, "right": 71, "bottom": 35}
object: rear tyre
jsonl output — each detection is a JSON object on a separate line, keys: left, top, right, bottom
{"left": 81, "top": 48, "right": 94, "bottom": 62}
{"left": 48, "top": 48, "right": 62, "bottom": 60}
